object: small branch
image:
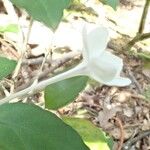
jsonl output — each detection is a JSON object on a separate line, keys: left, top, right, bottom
{"left": 113, "top": 117, "right": 125, "bottom": 150}
{"left": 130, "top": 94, "right": 146, "bottom": 100}
{"left": 16, "top": 51, "right": 81, "bottom": 91}
{"left": 126, "top": 67, "right": 143, "bottom": 94}
{"left": 128, "top": 32, "right": 150, "bottom": 46}
{"left": 29, "top": 50, "right": 51, "bottom": 90}
{"left": 123, "top": 130, "right": 150, "bottom": 150}
{"left": 0, "top": 83, "right": 10, "bottom": 97}
{"left": 22, "top": 57, "right": 45, "bottom": 65}
{"left": 0, "top": 37, "right": 19, "bottom": 59}
{"left": 23, "top": 50, "right": 80, "bottom": 65}
{"left": 0, "top": 51, "right": 81, "bottom": 105}
{"left": 124, "top": 32, "right": 150, "bottom": 51}
{"left": 12, "top": 19, "right": 33, "bottom": 79}
{"left": 138, "top": 0, "right": 150, "bottom": 34}
{"left": 124, "top": 0, "right": 150, "bottom": 51}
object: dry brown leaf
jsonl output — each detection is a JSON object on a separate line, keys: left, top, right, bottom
{"left": 98, "top": 106, "right": 121, "bottom": 129}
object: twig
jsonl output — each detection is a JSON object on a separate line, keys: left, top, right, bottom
{"left": 22, "top": 47, "right": 80, "bottom": 65}
{"left": 0, "top": 51, "right": 82, "bottom": 104}
{"left": 0, "top": 37, "right": 19, "bottom": 59}
{"left": 123, "top": 130, "right": 150, "bottom": 150}
{"left": 138, "top": 0, "right": 150, "bottom": 34}
{"left": 124, "top": 0, "right": 150, "bottom": 51}
{"left": 22, "top": 57, "right": 45, "bottom": 65}
{"left": 0, "top": 83, "right": 10, "bottom": 97}
{"left": 113, "top": 117, "right": 125, "bottom": 150}
{"left": 126, "top": 66, "right": 143, "bottom": 94}
{"left": 124, "top": 32, "right": 150, "bottom": 50}
{"left": 16, "top": 51, "right": 81, "bottom": 91}
{"left": 12, "top": 19, "right": 33, "bottom": 79}
{"left": 130, "top": 94, "right": 146, "bottom": 100}
{"left": 26, "top": 49, "right": 51, "bottom": 95}
{"left": 27, "top": 51, "right": 81, "bottom": 79}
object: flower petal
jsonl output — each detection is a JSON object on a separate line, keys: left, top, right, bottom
{"left": 101, "top": 51, "right": 123, "bottom": 76}
{"left": 104, "top": 77, "right": 131, "bottom": 86}
{"left": 82, "top": 24, "right": 109, "bottom": 60}
{"left": 89, "top": 51, "right": 123, "bottom": 83}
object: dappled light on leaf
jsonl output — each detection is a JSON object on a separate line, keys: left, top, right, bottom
{"left": 63, "top": 117, "right": 113, "bottom": 150}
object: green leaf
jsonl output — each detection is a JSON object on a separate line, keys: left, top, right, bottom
{"left": 63, "top": 117, "right": 114, "bottom": 150}
{"left": 45, "top": 76, "right": 88, "bottom": 110}
{"left": 0, "top": 57, "right": 17, "bottom": 80}
{"left": 0, "top": 24, "right": 19, "bottom": 33}
{"left": 10, "top": 0, "right": 71, "bottom": 30}
{"left": 101, "top": 0, "right": 119, "bottom": 10}
{"left": 0, "top": 103, "right": 89, "bottom": 150}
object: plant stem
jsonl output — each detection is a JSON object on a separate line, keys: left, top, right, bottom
{"left": 0, "top": 63, "right": 85, "bottom": 105}
{"left": 123, "top": 130, "right": 150, "bottom": 150}
{"left": 16, "top": 51, "right": 81, "bottom": 91}
{"left": 12, "top": 18, "right": 33, "bottom": 79}
{"left": 124, "top": 0, "right": 150, "bottom": 51}
{"left": 124, "top": 32, "right": 150, "bottom": 50}
{"left": 138, "top": 0, "right": 150, "bottom": 34}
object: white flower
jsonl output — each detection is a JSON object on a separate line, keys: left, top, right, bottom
{"left": 0, "top": 24, "right": 132, "bottom": 105}
{"left": 36, "top": 24, "right": 131, "bottom": 89}
{"left": 79, "top": 24, "right": 131, "bottom": 86}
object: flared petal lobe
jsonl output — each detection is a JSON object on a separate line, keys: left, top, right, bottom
{"left": 101, "top": 51, "right": 123, "bottom": 76}
{"left": 88, "top": 51, "right": 123, "bottom": 84}
{"left": 104, "top": 77, "right": 132, "bottom": 86}
{"left": 82, "top": 24, "right": 109, "bottom": 61}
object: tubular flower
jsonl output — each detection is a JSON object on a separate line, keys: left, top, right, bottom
{"left": 37, "top": 24, "right": 131, "bottom": 89}
{"left": 78, "top": 24, "right": 131, "bottom": 86}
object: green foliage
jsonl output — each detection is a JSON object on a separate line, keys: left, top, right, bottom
{"left": 63, "top": 117, "right": 114, "bottom": 150}
{"left": 101, "top": 0, "right": 119, "bottom": 10}
{"left": 45, "top": 76, "right": 88, "bottom": 109}
{"left": 10, "top": 0, "right": 72, "bottom": 30}
{"left": 0, "top": 57, "right": 16, "bottom": 80}
{"left": 0, "top": 103, "right": 89, "bottom": 150}
{"left": 0, "top": 24, "right": 19, "bottom": 33}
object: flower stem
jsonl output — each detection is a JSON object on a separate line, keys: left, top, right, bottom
{"left": 0, "top": 63, "right": 85, "bottom": 105}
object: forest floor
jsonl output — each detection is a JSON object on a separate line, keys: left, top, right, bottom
{"left": 0, "top": 0, "right": 150, "bottom": 149}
